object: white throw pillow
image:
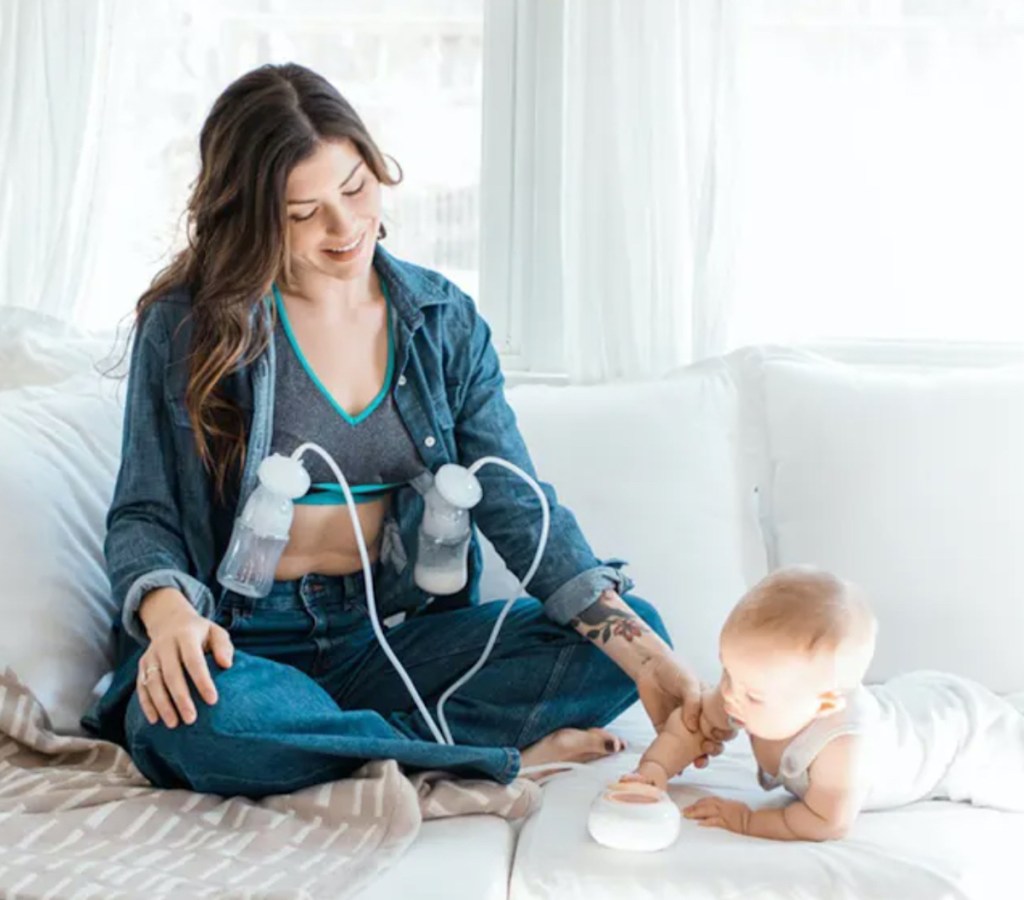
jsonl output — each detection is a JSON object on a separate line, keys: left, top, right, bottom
{"left": 751, "top": 349, "right": 1024, "bottom": 693}
{"left": 0, "top": 375, "right": 124, "bottom": 732}
{"left": 479, "top": 364, "right": 767, "bottom": 683}
{"left": 0, "top": 306, "right": 119, "bottom": 391}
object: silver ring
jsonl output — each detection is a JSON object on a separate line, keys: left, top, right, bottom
{"left": 140, "top": 664, "right": 161, "bottom": 686}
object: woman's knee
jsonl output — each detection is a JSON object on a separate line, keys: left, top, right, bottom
{"left": 622, "top": 594, "right": 673, "bottom": 648}
{"left": 123, "top": 652, "right": 303, "bottom": 789}
{"left": 124, "top": 693, "right": 192, "bottom": 788}
{"left": 125, "top": 665, "right": 230, "bottom": 788}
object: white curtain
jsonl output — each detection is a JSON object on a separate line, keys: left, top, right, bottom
{"left": 560, "top": 0, "right": 734, "bottom": 382}
{"left": 497, "top": 0, "right": 1024, "bottom": 379}
{"left": 0, "top": 0, "right": 121, "bottom": 323}
{"left": 491, "top": 0, "right": 734, "bottom": 383}
{"left": 3, "top": 1, "right": 489, "bottom": 329}
{"left": 727, "top": 0, "right": 1024, "bottom": 350}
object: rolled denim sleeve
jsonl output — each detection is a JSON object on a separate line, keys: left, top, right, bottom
{"left": 447, "top": 293, "right": 633, "bottom": 623}
{"left": 542, "top": 559, "right": 636, "bottom": 626}
{"left": 106, "top": 304, "right": 212, "bottom": 644}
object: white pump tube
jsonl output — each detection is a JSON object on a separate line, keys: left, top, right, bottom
{"left": 434, "top": 456, "right": 550, "bottom": 745}
{"left": 289, "top": 443, "right": 550, "bottom": 749}
{"left": 291, "top": 441, "right": 449, "bottom": 745}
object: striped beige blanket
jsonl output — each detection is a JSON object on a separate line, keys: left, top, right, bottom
{"left": 0, "top": 669, "right": 538, "bottom": 898}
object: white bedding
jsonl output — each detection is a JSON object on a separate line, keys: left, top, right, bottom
{"left": 510, "top": 705, "right": 1024, "bottom": 900}
{"left": 357, "top": 816, "right": 514, "bottom": 900}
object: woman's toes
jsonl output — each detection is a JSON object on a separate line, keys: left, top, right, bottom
{"left": 521, "top": 727, "right": 628, "bottom": 768}
{"left": 573, "top": 727, "right": 625, "bottom": 762}
{"left": 592, "top": 728, "right": 626, "bottom": 755}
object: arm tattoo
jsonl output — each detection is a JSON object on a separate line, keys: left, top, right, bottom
{"left": 570, "top": 591, "right": 650, "bottom": 645}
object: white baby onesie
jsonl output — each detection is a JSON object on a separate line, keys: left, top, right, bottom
{"left": 758, "top": 671, "right": 1024, "bottom": 812}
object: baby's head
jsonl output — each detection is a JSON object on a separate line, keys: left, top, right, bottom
{"left": 718, "top": 566, "right": 877, "bottom": 741}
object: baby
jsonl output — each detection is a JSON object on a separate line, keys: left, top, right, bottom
{"left": 628, "top": 566, "right": 1024, "bottom": 841}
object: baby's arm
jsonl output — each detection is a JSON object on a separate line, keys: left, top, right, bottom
{"left": 629, "top": 706, "right": 706, "bottom": 791}
{"left": 685, "top": 735, "right": 868, "bottom": 841}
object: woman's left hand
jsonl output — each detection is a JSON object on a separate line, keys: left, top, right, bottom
{"left": 634, "top": 653, "right": 700, "bottom": 731}
{"left": 635, "top": 656, "right": 724, "bottom": 767}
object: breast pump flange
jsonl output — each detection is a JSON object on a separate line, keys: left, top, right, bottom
{"left": 587, "top": 780, "right": 681, "bottom": 852}
{"left": 217, "top": 456, "right": 482, "bottom": 601}
{"left": 413, "top": 463, "right": 484, "bottom": 597}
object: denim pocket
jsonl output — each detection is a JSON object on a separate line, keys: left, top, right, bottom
{"left": 431, "top": 397, "right": 455, "bottom": 433}
{"left": 443, "top": 377, "right": 465, "bottom": 420}
{"left": 212, "top": 593, "right": 237, "bottom": 629}
{"left": 227, "top": 602, "right": 315, "bottom": 643}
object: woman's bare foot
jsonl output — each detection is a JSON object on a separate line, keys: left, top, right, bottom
{"left": 519, "top": 727, "right": 626, "bottom": 779}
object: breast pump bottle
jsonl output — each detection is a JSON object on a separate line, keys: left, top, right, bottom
{"left": 217, "top": 454, "right": 310, "bottom": 598}
{"left": 413, "top": 464, "right": 483, "bottom": 595}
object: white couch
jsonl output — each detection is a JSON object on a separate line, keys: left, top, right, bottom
{"left": 3, "top": 310, "right": 1023, "bottom": 899}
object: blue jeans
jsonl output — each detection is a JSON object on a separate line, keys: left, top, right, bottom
{"left": 124, "top": 573, "right": 669, "bottom": 797}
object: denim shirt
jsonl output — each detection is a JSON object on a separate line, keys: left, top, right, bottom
{"left": 108, "top": 245, "right": 632, "bottom": 650}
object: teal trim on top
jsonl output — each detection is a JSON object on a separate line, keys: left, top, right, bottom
{"left": 295, "top": 482, "right": 401, "bottom": 506}
{"left": 272, "top": 281, "right": 395, "bottom": 426}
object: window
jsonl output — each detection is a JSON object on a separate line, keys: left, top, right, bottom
{"left": 84, "top": 0, "right": 484, "bottom": 327}
{"left": 728, "top": 0, "right": 1024, "bottom": 348}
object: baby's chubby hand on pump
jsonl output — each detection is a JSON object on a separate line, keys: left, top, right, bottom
{"left": 622, "top": 702, "right": 722, "bottom": 792}
{"left": 621, "top": 760, "right": 672, "bottom": 792}
{"left": 136, "top": 588, "right": 235, "bottom": 729}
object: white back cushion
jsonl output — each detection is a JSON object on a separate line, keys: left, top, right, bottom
{"left": 0, "top": 306, "right": 117, "bottom": 390}
{"left": 752, "top": 350, "right": 1024, "bottom": 693}
{"left": 479, "top": 364, "right": 767, "bottom": 683}
{"left": 0, "top": 376, "right": 123, "bottom": 732}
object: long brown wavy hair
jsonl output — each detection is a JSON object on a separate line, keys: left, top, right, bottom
{"left": 136, "top": 63, "right": 400, "bottom": 499}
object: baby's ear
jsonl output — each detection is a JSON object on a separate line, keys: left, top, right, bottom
{"left": 815, "top": 690, "right": 846, "bottom": 718}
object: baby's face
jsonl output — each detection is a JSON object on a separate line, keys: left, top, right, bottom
{"left": 718, "top": 631, "right": 838, "bottom": 741}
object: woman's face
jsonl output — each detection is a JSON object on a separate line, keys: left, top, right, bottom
{"left": 284, "top": 138, "right": 382, "bottom": 283}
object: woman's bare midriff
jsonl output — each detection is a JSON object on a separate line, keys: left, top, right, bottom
{"left": 274, "top": 495, "right": 390, "bottom": 580}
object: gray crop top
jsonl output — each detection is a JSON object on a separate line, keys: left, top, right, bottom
{"left": 269, "top": 283, "right": 426, "bottom": 505}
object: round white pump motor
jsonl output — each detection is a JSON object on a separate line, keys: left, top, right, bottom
{"left": 587, "top": 780, "right": 681, "bottom": 852}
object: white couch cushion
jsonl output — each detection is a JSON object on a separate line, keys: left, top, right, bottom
{"left": 749, "top": 349, "right": 1024, "bottom": 693}
{"left": 479, "top": 365, "right": 767, "bottom": 683}
{"left": 0, "top": 306, "right": 116, "bottom": 390}
{"left": 0, "top": 375, "right": 123, "bottom": 732}
{"left": 358, "top": 816, "right": 513, "bottom": 900}
{"left": 510, "top": 703, "right": 1023, "bottom": 900}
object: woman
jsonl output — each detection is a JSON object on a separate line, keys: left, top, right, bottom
{"left": 84, "top": 63, "right": 716, "bottom": 797}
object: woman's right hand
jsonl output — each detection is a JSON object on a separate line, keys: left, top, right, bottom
{"left": 136, "top": 587, "right": 234, "bottom": 727}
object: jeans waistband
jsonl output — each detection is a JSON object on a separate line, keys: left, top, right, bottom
{"left": 230, "top": 570, "right": 373, "bottom": 614}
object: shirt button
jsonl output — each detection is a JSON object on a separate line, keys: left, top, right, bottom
{"left": 424, "top": 436, "right": 436, "bottom": 448}
{"left": 397, "top": 375, "right": 407, "bottom": 387}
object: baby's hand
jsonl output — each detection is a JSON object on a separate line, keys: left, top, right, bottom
{"left": 618, "top": 771, "right": 652, "bottom": 785}
{"left": 620, "top": 761, "right": 669, "bottom": 792}
{"left": 683, "top": 796, "right": 752, "bottom": 835}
